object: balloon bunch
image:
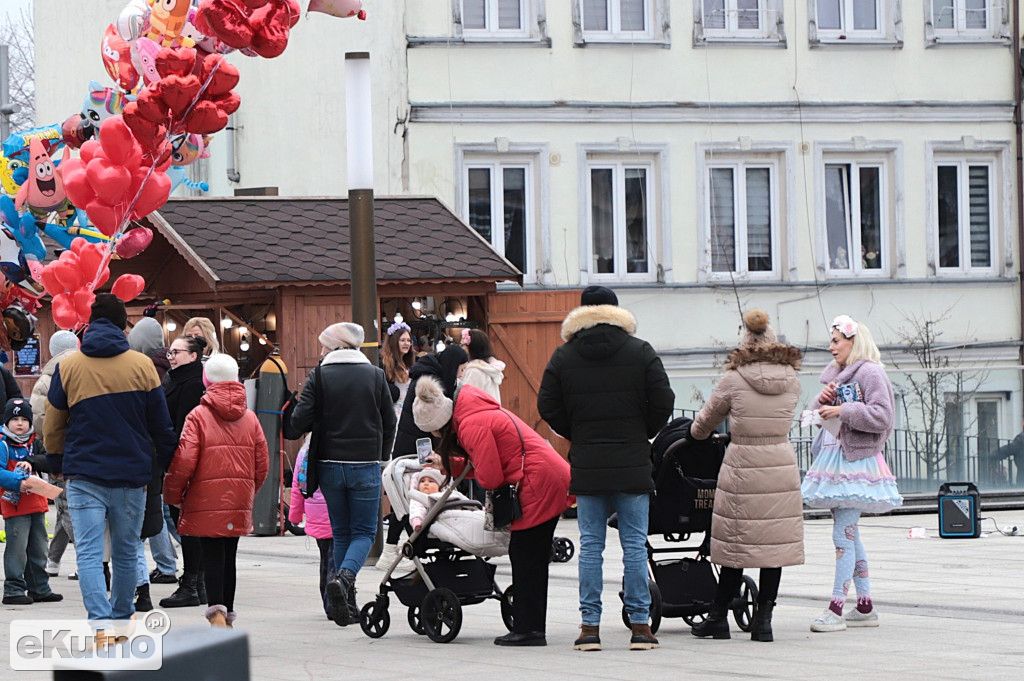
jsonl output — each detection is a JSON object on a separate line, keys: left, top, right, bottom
{"left": 40, "top": 238, "right": 145, "bottom": 329}
{"left": 195, "top": 0, "right": 301, "bottom": 57}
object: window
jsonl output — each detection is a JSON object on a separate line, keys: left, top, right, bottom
{"left": 810, "top": 0, "right": 901, "bottom": 45}
{"left": 573, "top": 0, "right": 670, "bottom": 45}
{"left": 462, "top": 0, "right": 527, "bottom": 37}
{"left": 823, "top": 161, "right": 887, "bottom": 275}
{"left": 695, "top": 0, "right": 785, "bottom": 43}
{"left": 926, "top": 0, "right": 1009, "bottom": 44}
{"left": 706, "top": 162, "right": 777, "bottom": 277}
{"left": 586, "top": 161, "right": 655, "bottom": 279}
{"left": 935, "top": 160, "right": 995, "bottom": 273}
{"left": 463, "top": 161, "right": 533, "bottom": 277}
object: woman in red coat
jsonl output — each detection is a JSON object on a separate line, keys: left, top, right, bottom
{"left": 164, "top": 355, "right": 269, "bottom": 628}
{"left": 413, "top": 378, "right": 572, "bottom": 647}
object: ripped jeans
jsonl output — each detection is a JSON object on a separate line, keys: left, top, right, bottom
{"left": 830, "top": 508, "right": 871, "bottom": 607}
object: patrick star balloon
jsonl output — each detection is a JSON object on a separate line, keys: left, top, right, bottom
{"left": 14, "top": 138, "right": 72, "bottom": 218}
{"left": 308, "top": 0, "right": 366, "bottom": 19}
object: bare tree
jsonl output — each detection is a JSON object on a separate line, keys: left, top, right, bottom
{"left": 888, "top": 307, "right": 988, "bottom": 481}
{"left": 1, "top": 7, "right": 34, "bottom": 132}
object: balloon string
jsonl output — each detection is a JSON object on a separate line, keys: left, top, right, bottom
{"left": 86, "top": 56, "right": 227, "bottom": 292}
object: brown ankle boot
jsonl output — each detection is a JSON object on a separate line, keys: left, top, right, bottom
{"left": 629, "top": 623, "right": 659, "bottom": 650}
{"left": 573, "top": 624, "right": 601, "bottom": 651}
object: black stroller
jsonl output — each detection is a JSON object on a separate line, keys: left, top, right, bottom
{"left": 616, "top": 417, "right": 757, "bottom": 633}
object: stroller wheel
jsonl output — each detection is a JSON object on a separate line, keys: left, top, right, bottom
{"left": 500, "top": 584, "right": 515, "bottom": 632}
{"left": 407, "top": 606, "right": 426, "bottom": 635}
{"left": 550, "top": 537, "right": 575, "bottom": 563}
{"left": 421, "top": 588, "right": 462, "bottom": 643}
{"left": 683, "top": 613, "right": 706, "bottom": 627}
{"left": 732, "top": 576, "right": 758, "bottom": 633}
{"left": 619, "top": 579, "right": 662, "bottom": 634}
{"left": 359, "top": 600, "right": 391, "bottom": 638}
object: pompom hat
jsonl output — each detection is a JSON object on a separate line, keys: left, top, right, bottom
{"left": 741, "top": 309, "right": 778, "bottom": 347}
{"left": 203, "top": 353, "right": 239, "bottom": 386}
{"left": 319, "top": 322, "right": 364, "bottom": 351}
{"left": 413, "top": 377, "right": 454, "bottom": 434}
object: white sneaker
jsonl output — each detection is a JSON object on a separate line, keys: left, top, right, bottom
{"left": 375, "top": 543, "right": 400, "bottom": 571}
{"left": 844, "top": 608, "right": 879, "bottom": 627}
{"left": 45, "top": 561, "right": 60, "bottom": 576}
{"left": 810, "top": 609, "right": 847, "bottom": 633}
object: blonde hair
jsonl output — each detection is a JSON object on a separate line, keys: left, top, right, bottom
{"left": 183, "top": 317, "right": 220, "bottom": 356}
{"left": 835, "top": 319, "right": 882, "bottom": 367}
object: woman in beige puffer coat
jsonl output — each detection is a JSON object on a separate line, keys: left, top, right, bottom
{"left": 688, "top": 310, "right": 804, "bottom": 643}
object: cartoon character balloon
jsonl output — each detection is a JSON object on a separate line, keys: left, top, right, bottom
{"left": 145, "top": 0, "right": 195, "bottom": 48}
{"left": 102, "top": 24, "right": 140, "bottom": 92}
{"left": 14, "top": 139, "right": 72, "bottom": 219}
{"left": 0, "top": 154, "right": 25, "bottom": 196}
{"left": 82, "top": 83, "right": 131, "bottom": 138}
{"left": 308, "top": 0, "right": 366, "bottom": 19}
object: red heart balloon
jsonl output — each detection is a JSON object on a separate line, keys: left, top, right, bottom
{"left": 123, "top": 103, "right": 167, "bottom": 152}
{"left": 40, "top": 264, "right": 66, "bottom": 297}
{"left": 79, "top": 242, "right": 108, "bottom": 279}
{"left": 130, "top": 172, "right": 172, "bottom": 219}
{"left": 79, "top": 140, "right": 102, "bottom": 165}
{"left": 205, "top": 0, "right": 255, "bottom": 49}
{"left": 51, "top": 293, "right": 79, "bottom": 330}
{"left": 115, "top": 227, "right": 153, "bottom": 259}
{"left": 157, "top": 75, "right": 203, "bottom": 119}
{"left": 70, "top": 237, "right": 88, "bottom": 256}
{"left": 284, "top": 0, "right": 301, "bottom": 27}
{"left": 95, "top": 265, "right": 111, "bottom": 289}
{"left": 73, "top": 288, "right": 96, "bottom": 321}
{"left": 202, "top": 54, "right": 240, "bottom": 96}
{"left": 250, "top": 2, "right": 291, "bottom": 58}
{"left": 62, "top": 168, "right": 98, "bottom": 210}
{"left": 209, "top": 90, "right": 241, "bottom": 116}
{"left": 86, "top": 158, "right": 132, "bottom": 205}
{"left": 244, "top": 0, "right": 269, "bottom": 9}
{"left": 87, "top": 200, "right": 120, "bottom": 236}
{"left": 52, "top": 259, "right": 84, "bottom": 293}
{"left": 135, "top": 88, "right": 171, "bottom": 124}
{"left": 182, "top": 100, "right": 228, "bottom": 135}
{"left": 99, "top": 115, "right": 140, "bottom": 167}
{"left": 111, "top": 274, "right": 146, "bottom": 302}
{"left": 155, "top": 47, "right": 197, "bottom": 79}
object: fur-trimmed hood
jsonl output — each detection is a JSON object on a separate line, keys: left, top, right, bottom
{"left": 561, "top": 304, "right": 637, "bottom": 342}
{"left": 724, "top": 343, "right": 802, "bottom": 397}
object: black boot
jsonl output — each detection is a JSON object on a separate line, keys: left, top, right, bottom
{"left": 326, "top": 568, "right": 357, "bottom": 627}
{"left": 691, "top": 604, "right": 731, "bottom": 639}
{"left": 196, "top": 572, "right": 207, "bottom": 605}
{"left": 159, "top": 573, "right": 200, "bottom": 608}
{"left": 134, "top": 584, "right": 153, "bottom": 613}
{"left": 751, "top": 601, "right": 774, "bottom": 642}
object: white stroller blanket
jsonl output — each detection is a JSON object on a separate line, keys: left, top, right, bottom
{"left": 384, "top": 456, "right": 509, "bottom": 558}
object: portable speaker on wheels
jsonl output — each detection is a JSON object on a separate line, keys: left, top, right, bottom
{"left": 938, "top": 482, "right": 981, "bottom": 538}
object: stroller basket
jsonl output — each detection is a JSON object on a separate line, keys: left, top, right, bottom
{"left": 391, "top": 558, "right": 497, "bottom": 609}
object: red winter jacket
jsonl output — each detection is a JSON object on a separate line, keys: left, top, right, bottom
{"left": 164, "top": 381, "right": 270, "bottom": 538}
{"left": 451, "top": 385, "right": 572, "bottom": 531}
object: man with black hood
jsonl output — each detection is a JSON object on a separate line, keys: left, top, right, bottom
{"left": 538, "top": 286, "right": 674, "bottom": 652}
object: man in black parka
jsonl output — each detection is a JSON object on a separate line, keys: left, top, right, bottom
{"left": 538, "top": 286, "right": 674, "bottom": 652}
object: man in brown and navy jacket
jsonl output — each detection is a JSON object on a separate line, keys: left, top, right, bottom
{"left": 44, "top": 293, "right": 177, "bottom": 629}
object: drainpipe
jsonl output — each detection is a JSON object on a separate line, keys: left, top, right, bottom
{"left": 226, "top": 115, "right": 241, "bottom": 183}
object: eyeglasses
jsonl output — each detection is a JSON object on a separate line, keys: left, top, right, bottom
{"left": 166, "top": 349, "right": 192, "bottom": 359}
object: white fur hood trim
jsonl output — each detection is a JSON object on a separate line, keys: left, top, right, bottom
{"left": 561, "top": 304, "right": 637, "bottom": 342}
{"left": 321, "top": 349, "right": 371, "bottom": 365}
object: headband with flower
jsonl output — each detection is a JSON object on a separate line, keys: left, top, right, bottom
{"left": 461, "top": 328, "right": 471, "bottom": 346}
{"left": 387, "top": 321, "right": 411, "bottom": 336}
{"left": 831, "top": 315, "right": 859, "bottom": 339}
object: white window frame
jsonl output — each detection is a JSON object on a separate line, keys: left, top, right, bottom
{"left": 925, "top": 0, "right": 1010, "bottom": 45}
{"left": 808, "top": 0, "right": 903, "bottom": 46}
{"left": 704, "top": 160, "right": 780, "bottom": 279}
{"left": 694, "top": 0, "right": 786, "bottom": 45}
{"left": 454, "top": 0, "right": 546, "bottom": 42}
{"left": 572, "top": 0, "right": 671, "bottom": 46}
{"left": 578, "top": 144, "right": 670, "bottom": 284}
{"left": 456, "top": 143, "right": 549, "bottom": 285}
{"left": 697, "top": 142, "right": 796, "bottom": 282}
{"left": 814, "top": 141, "right": 904, "bottom": 280}
{"left": 932, "top": 158, "right": 998, "bottom": 276}
{"left": 926, "top": 140, "right": 1011, "bottom": 278}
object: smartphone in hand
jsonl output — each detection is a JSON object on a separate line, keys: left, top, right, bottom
{"left": 416, "top": 438, "right": 432, "bottom": 465}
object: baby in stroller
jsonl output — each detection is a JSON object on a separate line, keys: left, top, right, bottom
{"left": 409, "top": 469, "right": 467, "bottom": 530}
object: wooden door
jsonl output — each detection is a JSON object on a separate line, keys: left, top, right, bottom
{"left": 486, "top": 290, "right": 581, "bottom": 458}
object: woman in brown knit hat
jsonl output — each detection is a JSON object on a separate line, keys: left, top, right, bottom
{"left": 687, "top": 309, "right": 805, "bottom": 642}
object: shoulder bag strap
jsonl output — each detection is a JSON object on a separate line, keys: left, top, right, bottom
{"left": 500, "top": 409, "right": 526, "bottom": 490}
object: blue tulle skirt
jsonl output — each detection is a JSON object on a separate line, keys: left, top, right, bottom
{"left": 801, "top": 430, "right": 903, "bottom": 513}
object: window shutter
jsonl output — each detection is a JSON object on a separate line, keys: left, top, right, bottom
{"left": 745, "top": 168, "right": 772, "bottom": 271}
{"left": 620, "top": 0, "right": 646, "bottom": 31}
{"left": 710, "top": 168, "right": 736, "bottom": 272}
{"left": 967, "top": 165, "right": 991, "bottom": 267}
{"left": 498, "top": 0, "right": 522, "bottom": 30}
{"left": 582, "top": 0, "right": 609, "bottom": 30}
{"left": 463, "top": 0, "right": 487, "bottom": 29}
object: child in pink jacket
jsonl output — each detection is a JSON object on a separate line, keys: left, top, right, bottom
{"left": 288, "top": 440, "right": 334, "bottom": 619}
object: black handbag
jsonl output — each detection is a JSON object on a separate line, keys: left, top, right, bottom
{"left": 484, "top": 411, "right": 526, "bottom": 530}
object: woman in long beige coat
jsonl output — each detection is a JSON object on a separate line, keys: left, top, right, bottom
{"left": 688, "top": 310, "right": 804, "bottom": 643}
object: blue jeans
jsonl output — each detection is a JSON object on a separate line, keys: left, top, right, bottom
{"left": 3, "top": 512, "right": 53, "bottom": 598}
{"left": 318, "top": 461, "right": 381, "bottom": 576}
{"left": 136, "top": 541, "right": 149, "bottom": 588}
{"left": 147, "top": 525, "right": 178, "bottom": 575}
{"left": 66, "top": 480, "right": 145, "bottom": 623}
{"left": 576, "top": 493, "right": 651, "bottom": 625}
{"left": 162, "top": 501, "right": 180, "bottom": 545}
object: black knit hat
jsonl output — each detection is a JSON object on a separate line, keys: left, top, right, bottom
{"left": 89, "top": 293, "right": 128, "bottom": 330}
{"left": 3, "top": 398, "right": 32, "bottom": 427}
{"left": 580, "top": 285, "right": 618, "bottom": 307}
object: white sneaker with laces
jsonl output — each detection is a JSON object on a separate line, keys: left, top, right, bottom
{"left": 45, "top": 561, "right": 60, "bottom": 576}
{"left": 810, "top": 609, "right": 847, "bottom": 633}
{"left": 844, "top": 608, "right": 879, "bottom": 627}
